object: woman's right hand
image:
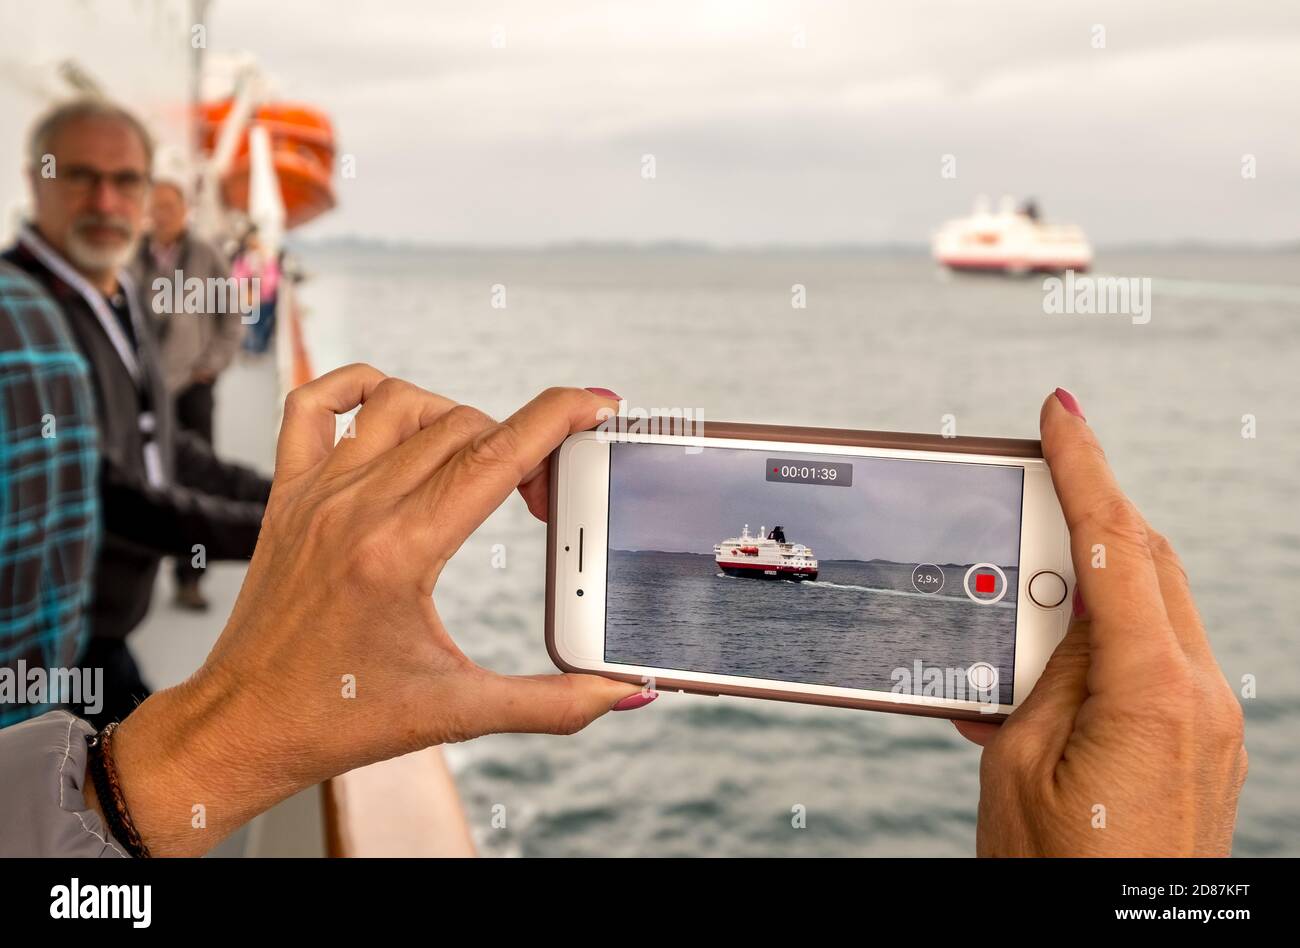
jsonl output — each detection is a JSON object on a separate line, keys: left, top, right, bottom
{"left": 954, "top": 388, "right": 1247, "bottom": 856}
{"left": 104, "top": 367, "right": 648, "bottom": 856}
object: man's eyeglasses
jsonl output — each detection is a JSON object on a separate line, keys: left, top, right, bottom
{"left": 56, "top": 165, "right": 151, "bottom": 201}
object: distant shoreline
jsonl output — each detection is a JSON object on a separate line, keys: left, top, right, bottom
{"left": 292, "top": 236, "right": 1300, "bottom": 256}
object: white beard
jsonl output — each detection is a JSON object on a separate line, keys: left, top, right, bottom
{"left": 65, "top": 227, "right": 137, "bottom": 275}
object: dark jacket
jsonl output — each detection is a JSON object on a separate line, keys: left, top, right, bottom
{"left": 3, "top": 232, "right": 270, "bottom": 642}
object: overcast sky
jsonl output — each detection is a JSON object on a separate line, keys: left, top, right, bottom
{"left": 607, "top": 443, "right": 1023, "bottom": 565}
{"left": 209, "top": 0, "right": 1300, "bottom": 246}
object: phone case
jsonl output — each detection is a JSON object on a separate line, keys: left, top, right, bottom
{"left": 544, "top": 420, "right": 1044, "bottom": 723}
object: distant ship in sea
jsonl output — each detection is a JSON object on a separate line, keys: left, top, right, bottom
{"left": 714, "top": 525, "right": 819, "bottom": 581}
{"left": 932, "top": 196, "right": 1092, "bottom": 275}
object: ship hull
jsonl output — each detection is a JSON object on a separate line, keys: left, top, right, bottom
{"left": 939, "top": 258, "right": 1090, "bottom": 275}
{"left": 717, "top": 562, "right": 818, "bottom": 582}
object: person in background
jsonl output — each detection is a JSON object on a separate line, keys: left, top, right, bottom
{"left": 0, "top": 261, "right": 99, "bottom": 727}
{"left": 2, "top": 97, "right": 272, "bottom": 728}
{"left": 133, "top": 175, "right": 244, "bottom": 611}
{"left": 233, "top": 227, "right": 280, "bottom": 355}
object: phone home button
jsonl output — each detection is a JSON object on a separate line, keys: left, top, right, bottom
{"left": 1027, "top": 570, "right": 1068, "bottom": 608}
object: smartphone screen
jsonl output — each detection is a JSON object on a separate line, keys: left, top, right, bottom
{"left": 604, "top": 441, "right": 1025, "bottom": 706}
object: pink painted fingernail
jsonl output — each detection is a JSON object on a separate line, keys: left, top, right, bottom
{"left": 611, "top": 690, "right": 658, "bottom": 711}
{"left": 1072, "top": 586, "right": 1087, "bottom": 619}
{"left": 1054, "top": 387, "right": 1085, "bottom": 420}
{"left": 585, "top": 387, "right": 621, "bottom": 399}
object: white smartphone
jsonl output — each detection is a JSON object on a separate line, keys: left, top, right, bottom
{"left": 545, "top": 420, "right": 1074, "bottom": 721}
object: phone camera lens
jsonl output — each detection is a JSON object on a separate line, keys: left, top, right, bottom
{"left": 576, "top": 589, "right": 584, "bottom": 597}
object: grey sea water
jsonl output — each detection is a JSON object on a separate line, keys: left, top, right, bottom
{"left": 606, "top": 552, "right": 1018, "bottom": 706}
{"left": 303, "top": 246, "right": 1300, "bottom": 856}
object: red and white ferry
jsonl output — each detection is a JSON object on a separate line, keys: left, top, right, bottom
{"left": 714, "top": 525, "right": 819, "bottom": 582}
{"left": 932, "top": 196, "right": 1092, "bottom": 274}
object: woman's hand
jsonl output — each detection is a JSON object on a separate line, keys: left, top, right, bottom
{"left": 953, "top": 389, "right": 1247, "bottom": 856}
{"left": 107, "top": 367, "right": 648, "bottom": 856}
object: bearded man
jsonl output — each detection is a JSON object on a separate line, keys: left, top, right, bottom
{"left": 2, "top": 98, "right": 271, "bottom": 727}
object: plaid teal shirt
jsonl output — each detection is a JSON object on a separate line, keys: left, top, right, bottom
{"left": 0, "top": 262, "right": 99, "bottom": 726}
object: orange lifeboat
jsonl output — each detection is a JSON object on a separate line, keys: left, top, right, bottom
{"left": 197, "top": 100, "right": 336, "bottom": 229}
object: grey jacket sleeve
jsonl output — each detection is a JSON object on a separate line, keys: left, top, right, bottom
{"left": 192, "top": 239, "right": 243, "bottom": 379}
{"left": 0, "top": 711, "right": 129, "bottom": 857}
